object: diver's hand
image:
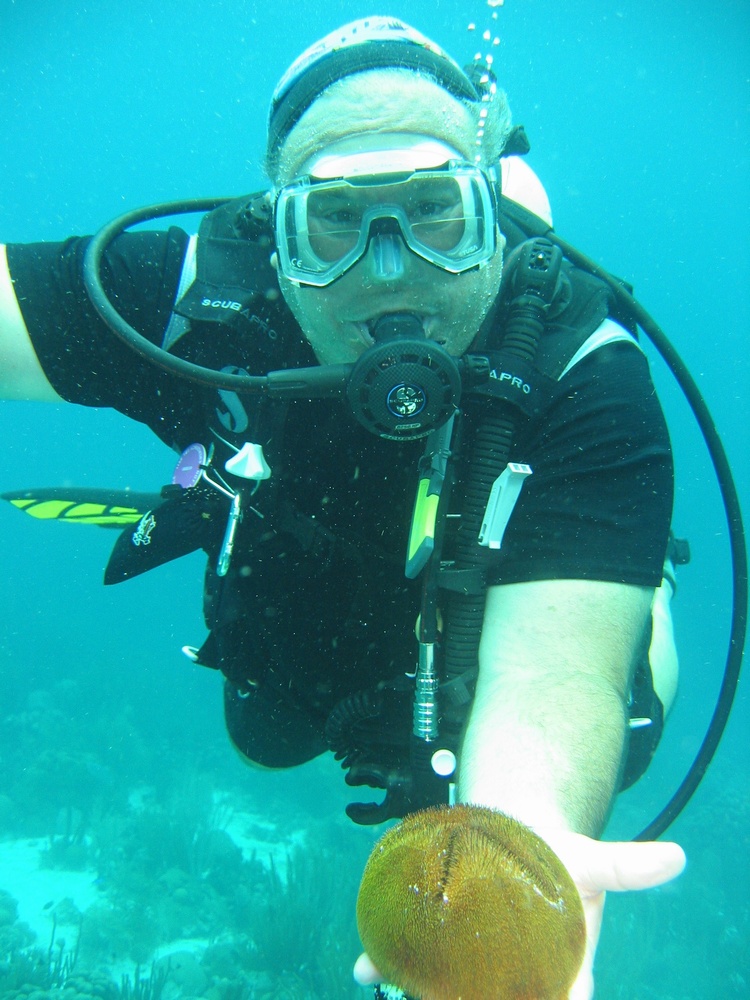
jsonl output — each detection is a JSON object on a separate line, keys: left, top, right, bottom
{"left": 353, "top": 833, "right": 686, "bottom": 999}
{"left": 541, "top": 831, "right": 686, "bottom": 999}
{"left": 353, "top": 952, "right": 381, "bottom": 989}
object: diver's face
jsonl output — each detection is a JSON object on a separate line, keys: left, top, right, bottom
{"left": 278, "top": 235, "right": 504, "bottom": 365}
{"left": 273, "top": 119, "right": 504, "bottom": 364}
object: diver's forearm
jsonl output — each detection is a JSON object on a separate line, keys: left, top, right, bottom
{"left": 456, "top": 579, "right": 653, "bottom": 837}
{"left": 457, "top": 668, "right": 627, "bottom": 836}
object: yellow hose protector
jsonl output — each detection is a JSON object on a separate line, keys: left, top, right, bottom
{"left": 405, "top": 477, "right": 440, "bottom": 579}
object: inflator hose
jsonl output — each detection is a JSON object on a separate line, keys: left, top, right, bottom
{"left": 442, "top": 250, "right": 562, "bottom": 700}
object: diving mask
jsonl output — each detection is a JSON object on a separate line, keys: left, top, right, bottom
{"left": 274, "top": 160, "right": 498, "bottom": 287}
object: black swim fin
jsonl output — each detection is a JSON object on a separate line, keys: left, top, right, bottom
{"left": 1, "top": 484, "right": 226, "bottom": 584}
{"left": 103, "top": 485, "right": 226, "bottom": 584}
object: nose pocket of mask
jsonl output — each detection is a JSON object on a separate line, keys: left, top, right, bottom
{"left": 368, "top": 231, "right": 405, "bottom": 282}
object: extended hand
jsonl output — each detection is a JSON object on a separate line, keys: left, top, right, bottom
{"left": 538, "top": 831, "right": 686, "bottom": 999}
{"left": 353, "top": 832, "right": 686, "bottom": 999}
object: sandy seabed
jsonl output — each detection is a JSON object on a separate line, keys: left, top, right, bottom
{"left": 0, "top": 805, "right": 307, "bottom": 983}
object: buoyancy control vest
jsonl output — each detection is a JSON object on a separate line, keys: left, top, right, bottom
{"left": 81, "top": 183, "right": 746, "bottom": 842}
{"left": 122, "top": 194, "right": 645, "bottom": 824}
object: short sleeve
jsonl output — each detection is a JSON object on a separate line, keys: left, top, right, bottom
{"left": 486, "top": 339, "right": 674, "bottom": 588}
{"left": 7, "top": 229, "right": 189, "bottom": 410}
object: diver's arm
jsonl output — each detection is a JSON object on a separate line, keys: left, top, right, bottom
{"left": 0, "top": 244, "right": 64, "bottom": 401}
{"left": 453, "top": 578, "right": 679, "bottom": 1000}
{"left": 458, "top": 577, "right": 654, "bottom": 836}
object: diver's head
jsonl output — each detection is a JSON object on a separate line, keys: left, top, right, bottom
{"left": 265, "top": 17, "right": 510, "bottom": 365}
{"left": 266, "top": 17, "right": 513, "bottom": 179}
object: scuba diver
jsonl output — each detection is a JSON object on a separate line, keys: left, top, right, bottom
{"left": 5, "top": 13, "right": 736, "bottom": 998}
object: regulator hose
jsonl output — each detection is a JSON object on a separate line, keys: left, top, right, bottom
{"left": 442, "top": 240, "right": 563, "bottom": 696}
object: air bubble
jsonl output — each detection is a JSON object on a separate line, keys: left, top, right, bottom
{"left": 471, "top": 0, "right": 505, "bottom": 158}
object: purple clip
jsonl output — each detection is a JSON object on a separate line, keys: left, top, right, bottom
{"left": 172, "top": 443, "right": 207, "bottom": 489}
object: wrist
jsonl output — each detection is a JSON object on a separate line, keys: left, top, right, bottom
{"left": 457, "top": 789, "right": 575, "bottom": 837}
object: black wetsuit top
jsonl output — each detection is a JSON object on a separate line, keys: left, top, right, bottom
{"left": 7, "top": 231, "right": 674, "bottom": 764}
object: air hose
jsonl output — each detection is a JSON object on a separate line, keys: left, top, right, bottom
{"left": 551, "top": 231, "right": 747, "bottom": 842}
{"left": 441, "top": 239, "right": 563, "bottom": 701}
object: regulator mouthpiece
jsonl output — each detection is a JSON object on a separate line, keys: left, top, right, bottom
{"left": 371, "top": 312, "right": 425, "bottom": 342}
{"left": 346, "top": 313, "right": 462, "bottom": 441}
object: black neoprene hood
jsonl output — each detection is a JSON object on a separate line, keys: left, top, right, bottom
{"left": 266, "top": 33, "right": 482, "bottom": 171}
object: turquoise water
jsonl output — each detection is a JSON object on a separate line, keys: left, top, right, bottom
{"left": 0, "top": 1, "right": 747, "bottom": 996}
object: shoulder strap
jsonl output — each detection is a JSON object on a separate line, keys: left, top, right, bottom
{"left": 559, "top": 316, "right": 641, "bottom": 380}
{"left": 468, "top": 252, "right": 641, "bottom": 424}
{"left": 533, "top": 263, "right": 617, "bottom": 380}
{"left": 162, "top": 193, "right": 296, "bottom": 348}
{"left": 162, "top": 233, "right": 198, "bottom": 350}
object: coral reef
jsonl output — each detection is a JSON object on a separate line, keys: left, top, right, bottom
{"left": 0, "top": 903, "right": 79, "bottom": 998}
{"left": 4, "top": 661, "right": 747, "bottom": 998}
{"left": 0, "top": 682, "right": 150, "bottom": 841}
{"left": 244, "top": 846, "right": 363, "bottom": 996}
{"left": 73, "top": 784, "right": 266, "bottom": 967}
{"left": 0, "top": 890, "right": 36, "bottom": 956}
{"left": 0, "top": 963, "right": 167, "bottom": 1000}
{"left": 0, "top": 763, "right": 369, "bottom": 999}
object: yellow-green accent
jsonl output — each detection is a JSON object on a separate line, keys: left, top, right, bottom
{"left": 15, "top": 499, "right": 76, "bottom": 519}
{"left": 9, "top": 498, "right": 142, "bottom": 526}
{"left": 405, "top": 478, "right": 439, "bottom": 579}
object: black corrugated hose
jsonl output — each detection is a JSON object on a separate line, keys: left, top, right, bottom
{"left": 441, "top": 243, "right": 563, "bottom": 695}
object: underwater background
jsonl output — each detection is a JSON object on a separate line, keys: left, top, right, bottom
{"left": 0, "top": 1, "right": 747, "bottom": 997}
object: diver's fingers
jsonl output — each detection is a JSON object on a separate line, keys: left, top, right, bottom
{"left": 568, "top": 955, "right": 595, "bottom": 1000}
{"left": 547, "top": 832, "right": 686, "bottom": 894}
{"left": 567, "top": 890, "right": 604, "bottom": 1000}
{"left": 585, "top": 839, "right": 686, "bottom": 893}
{"left": 353, "top": 952, "right": 381, "bottom": 986}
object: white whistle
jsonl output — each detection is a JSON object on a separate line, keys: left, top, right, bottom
{"left": 225, "top": 442, "right": 272, "bottom": 481}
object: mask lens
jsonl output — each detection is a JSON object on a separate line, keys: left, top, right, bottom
{"left": 276, "top": 164, "right": 494, "bottom": 286}
{"left": 307, "top": 188, "right": 362, "bottom": 262}
{"left": 403, "top": 176, "right": 467, "bottom": 252}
